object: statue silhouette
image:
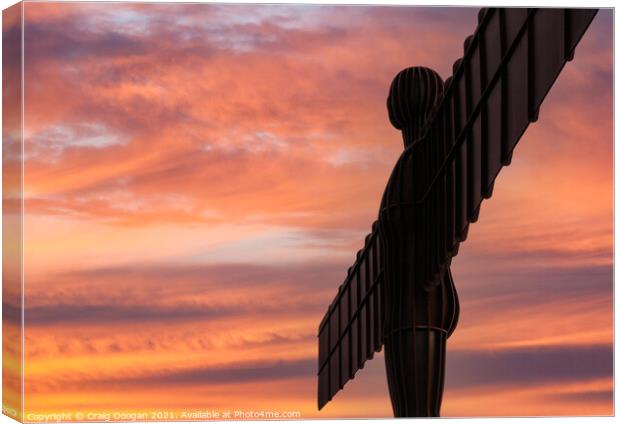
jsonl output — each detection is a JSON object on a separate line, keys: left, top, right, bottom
{"left": 316, "top": 8, "right": 598, "bottom": 418}
{"left": 381, "top": 67, "right": 459, "bottom": 417}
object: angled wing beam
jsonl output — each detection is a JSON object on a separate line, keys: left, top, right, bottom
{"left": 317, "top": 222, "right": 384, "bottom": 410}
{"left": 399, "top": 7, "right": 598, "bottom": 289}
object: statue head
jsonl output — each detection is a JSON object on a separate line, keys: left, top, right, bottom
{"left": 387, "top": 66, "right": 444, "bottom": 148}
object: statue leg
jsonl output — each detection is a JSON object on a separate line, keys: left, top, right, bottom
{"left": 384, "top": 269, "right": 459, "bottom": 417}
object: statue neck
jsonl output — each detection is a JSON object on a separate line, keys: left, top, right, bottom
{"left": 401, "top": 119, "right": 426, "bottom": 148}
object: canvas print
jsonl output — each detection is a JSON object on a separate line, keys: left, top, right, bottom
{"left": 2, "top": 2, "right": 614, "bottom": 422}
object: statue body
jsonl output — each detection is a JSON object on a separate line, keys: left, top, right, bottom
{"left": 379, "top": 67, "right": 459, "bottom": 417}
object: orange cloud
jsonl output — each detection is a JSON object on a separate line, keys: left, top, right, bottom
{"left": 14, "top": 4, "right": 613, "bottom": 419}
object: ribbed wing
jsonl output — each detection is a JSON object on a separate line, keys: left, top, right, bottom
{"left": 399, "top": 8, "right": 598, "bottom": 289}
{"left": 317, "top": 222, "right": 384, "bottom": 410}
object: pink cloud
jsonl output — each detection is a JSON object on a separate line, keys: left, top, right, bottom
{"left": 16, "top": 4, "right": 613, "bottom": 418}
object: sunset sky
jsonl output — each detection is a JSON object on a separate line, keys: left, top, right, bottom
{"left": 11, "top": 3, "right": 614, "bottom": 418}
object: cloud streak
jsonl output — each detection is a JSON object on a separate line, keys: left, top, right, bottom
{"left": 446, "top": 344, "right": 613, "bottom": 390}
{"left": 17, "top": 4, "right": 613, "bottom": 418}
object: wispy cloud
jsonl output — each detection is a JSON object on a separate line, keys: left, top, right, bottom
{"left": 446, "top": 344, "right": 613, "bottom": 390}
{"left": 18, "top": 3, "right": 612, "bottom": 418}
